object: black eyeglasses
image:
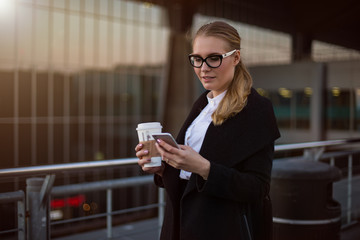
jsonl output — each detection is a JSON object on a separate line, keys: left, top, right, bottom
{"left": 188, "top": 49, "right": 237, "bottom": 68}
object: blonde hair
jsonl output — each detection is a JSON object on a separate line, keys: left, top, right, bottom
{"left": 193, "top": 21, "right": 253, "bottom": 125}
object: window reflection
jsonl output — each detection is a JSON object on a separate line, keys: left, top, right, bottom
{"left": 355, "top": 89, "right": 360, "bottom": 131}
{"left": 257, "top": 88, "right": 310, "bottom": 129}
{"left": 327, "top": 88, "right": 350, "bottom": 130}
{"left": 258, "top": 87, "right": 359, "bottom": 132}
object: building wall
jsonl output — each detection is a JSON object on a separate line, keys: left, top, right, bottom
{"left": 251, "top": 60, "right": 360, "bottom": 143}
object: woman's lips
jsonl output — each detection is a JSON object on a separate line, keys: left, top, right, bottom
{"left": 202, "top": 76, "right": 214, "bottom": 82}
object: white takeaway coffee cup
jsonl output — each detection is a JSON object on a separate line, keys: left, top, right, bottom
{"left": 136, "top": 122, "right": 163, "bottom": 167}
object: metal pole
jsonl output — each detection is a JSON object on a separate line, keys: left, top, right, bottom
{"left": 330, "top": 157, "right": 335, "bottom": 166}
{"left": 26, "top": 178, "right": 48, "bottom": 240}
{"left": 18, "top": 193, "right": 26, "bottom": 240}
{"left": 107, "top": 188, "right": 112, "bottom": 239}
{"left": 347, "top": 155, "right": 353, "bottom": 224}
{"left": 158, "top": 188, "right": 164, "bottom": 237}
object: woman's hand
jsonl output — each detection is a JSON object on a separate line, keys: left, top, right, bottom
{"left": 155, "top": 139, "right": 210, "bottom": 180}
{"left": 135, "top": 143, "right": 165, "bottom": 176}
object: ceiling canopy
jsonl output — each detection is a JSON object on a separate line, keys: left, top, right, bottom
{"left": 139, "top": 0, "right": 360, "bottom": 51}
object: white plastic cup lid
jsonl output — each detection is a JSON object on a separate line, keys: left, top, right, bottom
{"left": 136, "top": 122, "right": 162, "bottom": 131}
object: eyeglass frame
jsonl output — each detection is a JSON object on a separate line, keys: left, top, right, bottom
{"left": 188, "top": 49, "right": 238, "bottom": 68}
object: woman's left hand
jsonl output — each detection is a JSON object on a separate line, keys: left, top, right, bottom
{"left": 155, "top": 139, "right": 210, "bottom": 180}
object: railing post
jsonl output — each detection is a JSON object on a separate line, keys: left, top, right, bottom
{"left": 158, "top": 188, "right": 164, "bottom": 237}
{"left": 347, "top": 155, "right": 353, "bottom": 224}
{"left": 26, "top": 178, "right": 49, "bottom": 240}
{"left": 330, "top": 157, "right": 335, "bottom": 166}
{"left": 18, "top": 191, "right": 26, "bottom": 240}
{"left": 0, "top": 191, "right": 26, "bottom": 240}
{"left": 303, "top": 147, "right": 324, "bottom": 161}
{"left": 106, "top": 188, "right": 112, "bottom": 239}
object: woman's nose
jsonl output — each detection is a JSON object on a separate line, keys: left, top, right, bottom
{"left": 201, "top": 62, "right": 211, "bottom": 71}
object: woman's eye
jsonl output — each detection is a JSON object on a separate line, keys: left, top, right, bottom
{"left": 208, "top": 56, "right": 220, "bottom": 62}
{"left": 194, "top": 57, "right": 202, "bottom": 63}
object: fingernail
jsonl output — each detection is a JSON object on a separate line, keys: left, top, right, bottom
{"left": 156, "top": 139, "right": 161, "bottom": 143}
{"left": 139, "top": 143, "right": 143, "bottom": 147}
{"left": 144, "top": 150, "right": 149, "bottom": 154}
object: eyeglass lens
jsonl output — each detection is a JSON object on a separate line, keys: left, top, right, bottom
{"left": 190, "top": 55, "right": 222, "bottom": 68}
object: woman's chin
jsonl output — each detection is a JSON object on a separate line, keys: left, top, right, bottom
{"left": 202, "top": 83, "right": 214, "bottom": 90}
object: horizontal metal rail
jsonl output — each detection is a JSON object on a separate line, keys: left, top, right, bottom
{"left": 51, "top": 203, "right": 162, "bottom": 225}
{"left": 51, "top": 175, "right": 153, "bottom": 196}
{"left": 0, "top": 190, "right": 24, "bottom": 203}
{"left": 0, "top": 158, "right": 139, "bottom": 178}
{"left": 1, "top": 138, "right": 360, "bottom": 178}
{"left": 275, "top": 138, "right": 360, "bottom": 151}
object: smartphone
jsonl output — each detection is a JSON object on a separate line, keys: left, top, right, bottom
{"left": 152, "top": 133, "right": 180, "bottom": 149}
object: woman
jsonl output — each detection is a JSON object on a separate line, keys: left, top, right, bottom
{"left": 136, "top": 21, "right": 280, "bottom": 240}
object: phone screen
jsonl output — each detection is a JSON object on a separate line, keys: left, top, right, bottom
{"left": 152, "top": 133, "right": 180, "bottom": 149}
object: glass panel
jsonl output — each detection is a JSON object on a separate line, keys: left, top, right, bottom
{"left": 355, "top": 89, "right": 360, "bottom": 131}
{"left": 0, "top": 72, "right": 14, "bottom": 117}
{"left": 327, "top": 88, "right": 350, "bottom": 130}
{"left": 295, "top": 90, "right": 310, "bottom": 129}
{"left": 272, "top": 89, "right": 291, "bottom": 129}
{"left": 258, "top": 88, "right": 311, "bottom": 130}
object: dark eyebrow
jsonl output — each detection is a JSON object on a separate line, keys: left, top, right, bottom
{"left": 189, "top": 54, "right": 201, "bottom": 57}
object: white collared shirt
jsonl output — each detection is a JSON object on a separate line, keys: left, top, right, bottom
{"left": 179, "top": 90, "right": 227, "bottom": 180}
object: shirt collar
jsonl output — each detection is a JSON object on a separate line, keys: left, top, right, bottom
{"left": 206, "top": 90, "right": 227, "bottom": 106}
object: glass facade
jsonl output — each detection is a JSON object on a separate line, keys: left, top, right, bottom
{"left": 0, "top": 0, "right": 168, "bottom": 169}
{"left": 0, "top": 4, "right": 166, "bottom": 228}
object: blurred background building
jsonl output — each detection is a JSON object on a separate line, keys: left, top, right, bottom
{"left": 1, "top": 0, "right": 360, "bottom": 168}
{"left": 1, "top": 0, "right": 360, "bottom": 237}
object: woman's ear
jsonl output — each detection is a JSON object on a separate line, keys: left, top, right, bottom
{"left": 233, "top": 50, "right": 241, "bottom": 65}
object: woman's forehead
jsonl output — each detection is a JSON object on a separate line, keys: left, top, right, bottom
{"left": 192, "top": 36, "right": 228, "bottom": 55}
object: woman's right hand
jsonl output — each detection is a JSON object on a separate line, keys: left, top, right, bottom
{"left": 135, "top": 143, "right": 165, "bottom": 176}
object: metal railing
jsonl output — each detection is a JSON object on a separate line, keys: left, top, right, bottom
{"left": 0, "top": 158, "right": 139, "bottom": 178}
{"left": 320, "top": 151, "right": 359, "bottom": 227}
{"left": 0, "top": 190, "right": 25, "bottom": 240}
{"left": 50, "top": 174, "right": 163, "bottom": 239}
{"left": 1, "top": 138, "right": 360, "bottom": 239}
{"left": 0, "top": 158, "right": 152, "bottom": 240}
{"left": 275, "top": 139, "right": 360, "bottom": 227}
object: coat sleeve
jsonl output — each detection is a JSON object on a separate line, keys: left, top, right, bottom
{"left": 154, "top": 174, "right": 165, "bottom": 188}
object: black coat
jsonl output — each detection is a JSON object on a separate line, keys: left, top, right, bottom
{"left": 155, "top": 88, "right": 280, "bottom": 240}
